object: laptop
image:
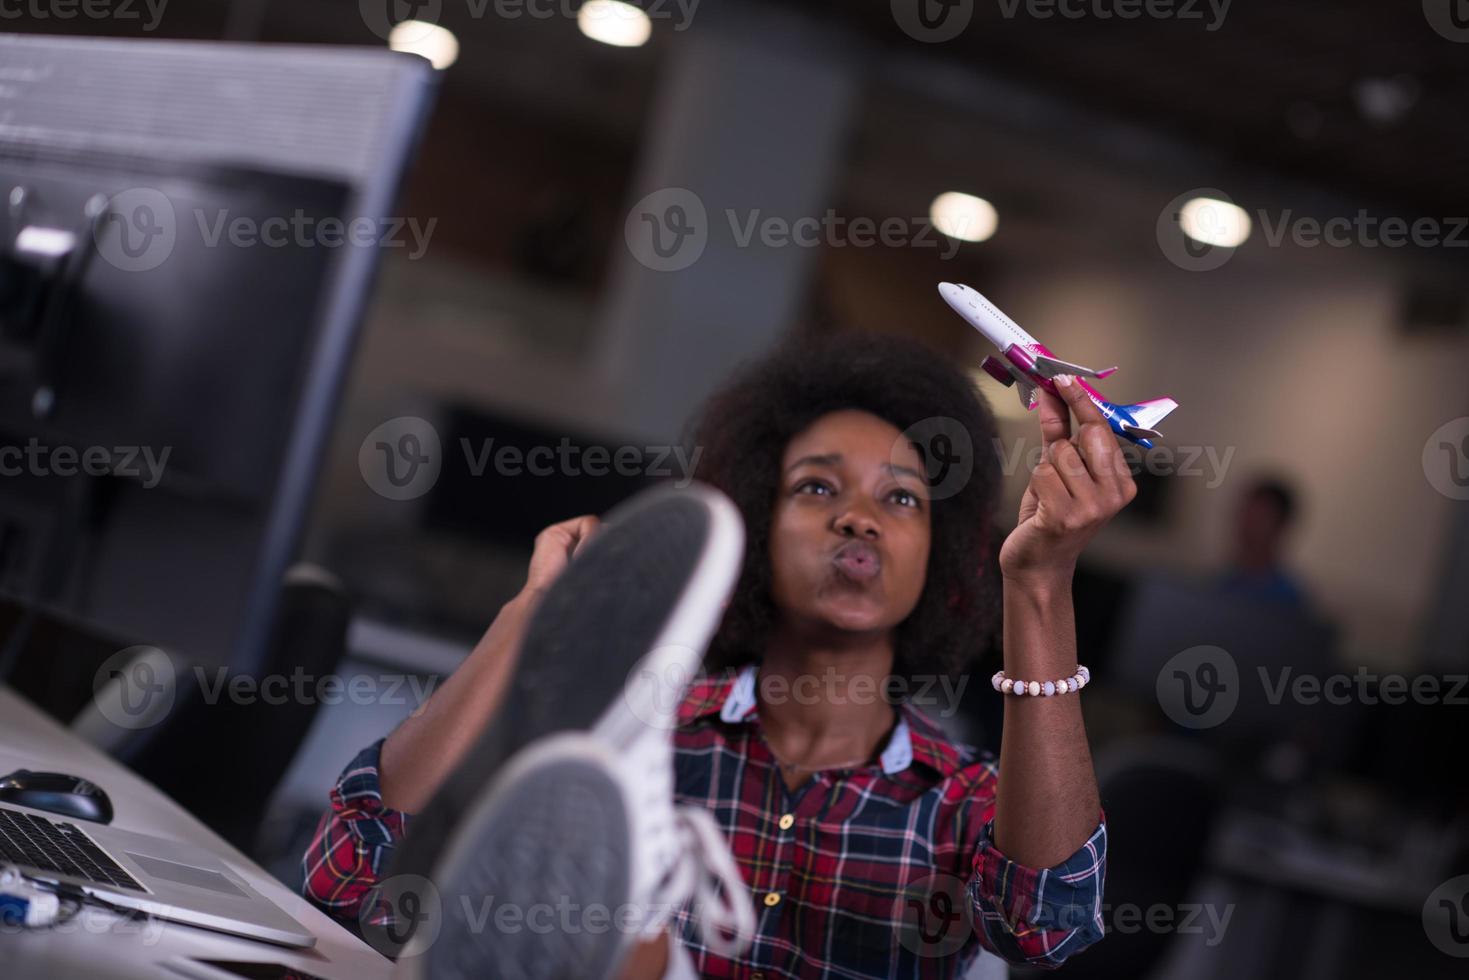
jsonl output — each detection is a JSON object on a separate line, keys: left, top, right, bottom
{"left": 0, "top": 800, "right": 314, "bottom": 947}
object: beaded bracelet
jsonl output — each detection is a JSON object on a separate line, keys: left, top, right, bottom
{"left": 990, "top": 665, "right": 1090, "bottom": 697}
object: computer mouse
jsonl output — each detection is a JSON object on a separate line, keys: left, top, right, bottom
{"left": 0, "top": 770, "right": 113, "bottom": 824}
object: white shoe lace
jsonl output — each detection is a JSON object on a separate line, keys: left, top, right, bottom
{"left": 661, "top": 806, "right": 757, "bottom": 959}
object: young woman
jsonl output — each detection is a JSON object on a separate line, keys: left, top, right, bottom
{"left": 305, "top": 332, "right": 1129, "bottom": 977}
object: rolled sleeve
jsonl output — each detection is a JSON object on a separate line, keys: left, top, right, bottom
{"left": 300, "top": 738, "right": 413, "bottom": 923}
{"left": 969, "top": 812, "right": 1107, "bottom": 968}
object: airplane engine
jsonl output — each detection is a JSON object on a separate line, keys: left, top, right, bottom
{"left": 1004, "top": 345, "right": 1036, "bottom": 373}
{"left": 980, "top": 356, "right": 1015, "bottom": 386}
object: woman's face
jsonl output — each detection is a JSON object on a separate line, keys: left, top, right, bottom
{"left": 768, "top": 409, "right": 932, "bottom": 637}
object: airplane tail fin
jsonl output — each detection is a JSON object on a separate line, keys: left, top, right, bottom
{"left": 1120, "top": 397, "right": 1178, "bottom": 441}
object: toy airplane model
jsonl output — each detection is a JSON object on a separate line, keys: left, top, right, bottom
{"left": 938, "top": 282, "right": 1178, "bottom": 448}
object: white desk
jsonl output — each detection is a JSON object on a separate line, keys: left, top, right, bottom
{"left": 0, "top": 685, "right": 393, "bottom": 980}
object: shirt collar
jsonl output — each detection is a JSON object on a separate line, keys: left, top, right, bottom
{"left": 686, "top": 663, "right": 961, "bottom": 778}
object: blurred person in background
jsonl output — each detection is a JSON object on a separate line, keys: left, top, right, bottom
{"left": 1219, "top": 475, "right": 1312, "bottom": 609}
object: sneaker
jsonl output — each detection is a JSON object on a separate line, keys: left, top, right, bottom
{"left": 386, "top": 481, "right": 754, "bottom": 979}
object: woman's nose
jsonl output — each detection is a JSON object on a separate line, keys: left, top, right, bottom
{"left": 835, "top": 508, "right": 881, "bottom": 539}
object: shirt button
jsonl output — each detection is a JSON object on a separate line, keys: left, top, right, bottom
{"left": 763, "top": 891, "right": 781, "bottom": 907}
{"left": 778, "top": 813, "right": 795, "bottom": 831}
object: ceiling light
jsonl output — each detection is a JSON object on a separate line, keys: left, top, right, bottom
{"left": 930, "top": 192, "right": 998, "bottom": 243}
{"left": 388, "top": 20, "right": 459, "bottom": 70}
{"left": 579, "top": 0, "right": 653, "bottom": 48}
{"left": 1178, "top": 196, "right": 1250, "bottom": 248}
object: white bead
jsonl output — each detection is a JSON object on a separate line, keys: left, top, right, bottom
{"left": 1043, "top": 681, "right": 1055, "bottom": 696}
{"left": 992, "top": 672, "right": 1003, "bottom": 691}
{"left": 1028, "top": 680, "right": 1041, "bottom": 697}
{"left": 1001, "top": 678, "right": 1014, "bottom": 694}
{"left": 1064, "top": 678, "right": 1075, "bottom": 693}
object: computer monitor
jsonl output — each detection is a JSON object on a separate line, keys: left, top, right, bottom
{"left": 0, "top": 34, "right": 437, "bottom": 678}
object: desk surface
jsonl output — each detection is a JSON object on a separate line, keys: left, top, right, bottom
{"left": 0, "top": 685, "right": 393, "bottom": 980}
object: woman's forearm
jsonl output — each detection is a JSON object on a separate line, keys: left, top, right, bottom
{"left": 378, "top": 589, "right": 540, "bottom": 813}
{"left": 991, "top": 574, "right": 1102, "bottom": 868}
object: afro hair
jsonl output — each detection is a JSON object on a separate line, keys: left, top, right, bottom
{"left": 682, "top": 330, "right": 1004, "bottom": 684}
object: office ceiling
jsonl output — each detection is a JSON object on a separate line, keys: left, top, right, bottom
{"left": 830, "top": 0, "right": 1468, "bottom": 220}
{"left": 11, "top": 1, "right": 1463, "bottom": 221}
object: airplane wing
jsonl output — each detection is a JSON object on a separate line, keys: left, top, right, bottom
{"left": 1031, "top": 353, "right": 1118, "bottom": 381}
{"left": 1017, "top": 377, "right": 1038, "bottom": 411}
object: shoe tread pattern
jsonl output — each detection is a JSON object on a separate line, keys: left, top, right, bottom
{"left": 429, "top": 756, "right": 631, "bottom": 980}
{"left": 389, "top": 489, "right": 709, "bottom": 888}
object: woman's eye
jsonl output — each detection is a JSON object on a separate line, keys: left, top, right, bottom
{"left": 891, "top": 488, "right": 922, "bottom": 508}
{"left": 795, "top": 480, "right": 832, "bottom": 496}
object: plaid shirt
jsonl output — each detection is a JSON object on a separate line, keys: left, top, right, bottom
{"left": 303, "top": 665, "right": 1107, "bottom": 978}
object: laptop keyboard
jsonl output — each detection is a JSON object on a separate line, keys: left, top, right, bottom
{"left": 0, "top": 806, "right": 145, "bottom": 891}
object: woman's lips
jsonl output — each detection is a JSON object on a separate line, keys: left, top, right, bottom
{"left": 832, "top": 540, "right": 882, "bottom": 582}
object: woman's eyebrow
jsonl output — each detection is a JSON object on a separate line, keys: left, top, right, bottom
{"left": 786, "top": 453, "right": 841, "bottom": 473}
{"left": 886, "top": 462, "right": 926, "bottom": 483}
{"left": 785, "top": 453, "right": 925, "bottom": 484}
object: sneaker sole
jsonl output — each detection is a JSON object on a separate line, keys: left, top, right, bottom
{"left": 419, "top": 734, "right": 633, "bottom": 980}
{"left": 385, "top": 482, "right": 744, "bottom": 948}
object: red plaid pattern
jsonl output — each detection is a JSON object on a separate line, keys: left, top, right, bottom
{"left": 302, "top": 666, "right": 1106, "bottom": 977}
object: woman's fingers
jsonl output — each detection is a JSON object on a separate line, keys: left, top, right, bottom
{"left": 1075, "top": 412, "right": 1134, "bottom": 498}
{"left": 1047, "top": 438, "right": 1096, "bottom": 511}
{"left": 1052, "top": 375, "right": 1135, "bottom": 496}
{"left": 1034, "top": 385, "right": 1072, "bottom": 452}
{"left": 565, "top": 514, "right": 601, "bottom": 558}
{"left": 1030, "top": 451, "right": 1073, "bottom": 518}
{"left": 1051, "top": 373, "right": 1104, "bottom": 424}
{"left": 525, "top": 514, "right": 601, "bottom": 593}
{"left": 1008, "top": 374, "right": 1141, "bottom": 575}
